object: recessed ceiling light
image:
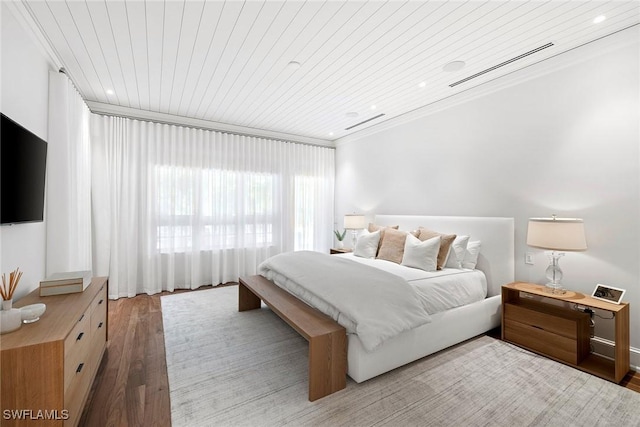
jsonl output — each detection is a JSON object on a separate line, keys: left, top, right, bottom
{"left": 593, "top": 15, "right": 606, "bottom": 24}
{"left": 442, "top": 60, "right": 466, "bottom": 72}
{"left": 345, "top": 112, "right": 359, "bottom": 118}
{"left": 106, "top": 89, "right": 114, "bottom": 95}
{"left": 418, "top": 82, "right": 426, "bottom": 88}
{"left": 370, "top": 105, "right": 376, "bottom": 110}
{"left": 329, "top": 132, "right": 334, "bottom": 136}
{"left": 287, "top": 61, "right": 301, "bottom": 70}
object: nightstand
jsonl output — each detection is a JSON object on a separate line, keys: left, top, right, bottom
{"left": 330, "top": 248, "right": 352, "bottom": 255}
{"left": 502, "top": 282, "right": 630, "bottom": 383}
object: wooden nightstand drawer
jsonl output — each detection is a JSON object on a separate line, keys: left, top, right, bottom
{"left": 503, "top": 300, "right": 590, "bottom": 365}
{"left": 504, "top": 320, "right": 581, "bottom": 364}
{"left": 504, "top": 301, "right": 583, "bottom": 339}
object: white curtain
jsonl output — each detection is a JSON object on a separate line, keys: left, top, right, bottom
{"left": 91, "top": 115, "right": 334, "bottom": 298}
{"left": 45, "top": 71, "right": 92, "bottom": 275}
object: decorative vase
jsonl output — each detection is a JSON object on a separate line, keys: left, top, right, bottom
{"left": 336, "top": 240, "right": 344, "bottom": 249}
{"left": 0, "top": 299, "right": 22, "bottom": 334}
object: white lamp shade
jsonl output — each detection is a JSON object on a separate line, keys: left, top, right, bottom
{"left": 344, "top": 214, "right": 366, "bottom": 230}
{"left": 527, "top": 217, "right": 587, "bottom": 251}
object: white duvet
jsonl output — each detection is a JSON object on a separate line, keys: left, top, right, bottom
{"left": 258, "top": 251, "right": 432, "bottom": 352}
{"left": 335, "top": 253, "right": 487, "bottom": 314}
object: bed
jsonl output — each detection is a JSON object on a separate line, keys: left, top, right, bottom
{"left": 240, "top": 215, "right": 514, "bottom": 398}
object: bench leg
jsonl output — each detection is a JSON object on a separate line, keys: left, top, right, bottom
{"left": 308, "top": 329, "right": 347, "bottom": 401}
{"left": 238, "top": 281, "right": 261, "bottom": 311}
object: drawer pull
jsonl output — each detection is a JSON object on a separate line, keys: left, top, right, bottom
{"left": 98, "top": 299, "right": 104, "bottom": 305}
{"left": 98, "top": 322, "right": 104, "bottom": 329}
{"left": 77, "top": 332, "right": 84, "bottom": 341}
{"left": 78, "top": 313, "right": 85, "bottom": 322}
{"left": 531, "top": 325, "right": 544, "bottom": 330}
{"left": 76, "top": 363, "right": 84, "bottom": 374}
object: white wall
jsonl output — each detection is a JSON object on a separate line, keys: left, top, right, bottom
{"left": 0, "top": 3, "right": 56, "bottom": 300}
{"left": 336, "top": 28, "right": 640, "bottom": 354}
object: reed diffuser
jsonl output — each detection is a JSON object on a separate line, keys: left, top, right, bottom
{"left": 1, "top": 267, "right": 22, "bottom": 302}
{"left": 1, "top": 268, "right": 23, "bottom": 334}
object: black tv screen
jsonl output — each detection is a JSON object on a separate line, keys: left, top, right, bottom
{"left": 1, "top": 113, "right": 48, "bottom": 225}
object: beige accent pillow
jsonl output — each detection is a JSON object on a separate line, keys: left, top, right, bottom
{"left": 376, "top": 228, "right": 408, "bottom": 264}
{"left": 418, "top": 228, "right": 457, "bottom": 270}
{"left": 368, "top": 223, "right": 399, "bottom": 256}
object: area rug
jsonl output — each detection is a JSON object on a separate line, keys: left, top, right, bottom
{"left": 161, "top": 286, "right": 640, "bottom": 426}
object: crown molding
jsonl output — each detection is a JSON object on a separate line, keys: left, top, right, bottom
{"left": 4, "top": 0, "right": 62, "bottom": 70}
{"left": 335, "top": 24, "right": 639, "bottom": 148}
{"left": 86, "top": 101, "right": 334, "bottom": 148}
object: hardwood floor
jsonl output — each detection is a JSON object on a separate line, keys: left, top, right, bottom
{"left": 81, "top": 291, "right": 640, "bottom": 426}
{"left": 80, "top": 284, "right": 234, "bottom": 426}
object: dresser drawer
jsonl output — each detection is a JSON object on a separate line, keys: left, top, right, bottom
{"left": 90, "top": 290, "right": 107, "bottom": 335}
{"left": 90, "top": 308, "right": 107, "bottom": 370}
{"left": 90, "top": 310, "right": 107, "bottom": 346}
{"left": 64, "top": 309, "right": 91, "bottom": 392}
{"left": 90, "top": 285, "right": 107, "bottom": 317}
{"left": 64, "top": 357, "right": 92, "bottom": 427}
{"left": 64, "top": 309, "right": 90, "bottom": 358}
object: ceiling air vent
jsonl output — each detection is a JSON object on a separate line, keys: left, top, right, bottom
{"left": 345, "top": 113, "right": 385, "bottom": 130}
{"left": 449, "top": 42, "right": 554, "bottom": 87}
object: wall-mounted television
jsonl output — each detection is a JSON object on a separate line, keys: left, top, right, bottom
{"left": 1, "top": 113, "right": 48, "bottom": 225}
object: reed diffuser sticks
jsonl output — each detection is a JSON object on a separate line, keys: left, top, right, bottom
{"left": 1, "top": 268, "right": 22, "bottom": 301}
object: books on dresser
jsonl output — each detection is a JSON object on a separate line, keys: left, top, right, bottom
{"left": 40, "top": 270, "right": 92, "bottom": 296}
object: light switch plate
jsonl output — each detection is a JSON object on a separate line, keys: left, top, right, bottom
{"left": 525, "top": 252, "right": 534, "bottom": 265}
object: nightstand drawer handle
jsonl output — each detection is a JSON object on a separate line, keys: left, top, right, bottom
{"left": 531, "top": 325, "right": 543, "bottom": 330}
{"left": 98, "top": 322, "right": 103, "bottom": 329}
{"left": 77, "top": 332, "right": 84, "bottom": 341}
{"left": 76, "top": 363, "right": 84, "bottom": 374}
{"left": 98, "top": 299, "right": 104, "bottom": 305}
{"left": 78, "top": 313, "right": 85, "bottom": 322}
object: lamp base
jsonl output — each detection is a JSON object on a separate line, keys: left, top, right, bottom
{"left": 544, "top": 251, "right": 566, "bottom": 294}
{"left": 544, "top": 283, "right": 566, "bottom": 295}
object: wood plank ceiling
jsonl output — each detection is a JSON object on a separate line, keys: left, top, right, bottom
{"left": 21, "top": 0, "right": 640, "bottom": 142}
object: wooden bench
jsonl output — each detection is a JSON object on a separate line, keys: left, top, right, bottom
{"left": 238, "top": 275, "right": 347, "bottom": 401}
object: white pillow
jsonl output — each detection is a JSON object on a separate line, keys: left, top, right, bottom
{"left": 354, "top": 229, "right": 381, "bottom": 259}
{"left": 401, "top": 234, "right": 440, "bottom": 272}
{"left": 445, "top": 235, "right": 470, "bottom": 268}
{"left": 462, "top": 240, "right": 482, "bottom": 269}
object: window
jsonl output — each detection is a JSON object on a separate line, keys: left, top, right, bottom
{"left": 154, "top": 165, "right": 276, "bottom": 252}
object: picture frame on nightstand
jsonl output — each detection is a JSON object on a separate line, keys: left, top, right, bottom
{"left": 591, "top": 284, "right": 626, "bottom": 304}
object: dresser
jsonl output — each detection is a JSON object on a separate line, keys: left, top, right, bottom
{"left": 1, "top": 277, "right": 108, "bottom": 426}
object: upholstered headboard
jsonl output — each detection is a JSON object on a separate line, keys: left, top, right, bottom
{"left": 373, "top": 215, "right": 514, "bottom": 297}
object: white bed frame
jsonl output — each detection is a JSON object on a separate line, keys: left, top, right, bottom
{"left": 347, "top": 215, "right": 514, "bottom": 383}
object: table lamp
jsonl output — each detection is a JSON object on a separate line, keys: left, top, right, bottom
{"left": 344, "top": 214, "right": 366, "bottom": 248}
{"left": 527, "top": 216, "right": 587, "bottom": 294}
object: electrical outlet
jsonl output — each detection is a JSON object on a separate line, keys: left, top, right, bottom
{"left": 525, "top": 252, "right": 534, "bottom": 265}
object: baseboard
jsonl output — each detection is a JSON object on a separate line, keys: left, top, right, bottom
{"left": 591, "top": 336, "right": 640, "bottom": 373}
